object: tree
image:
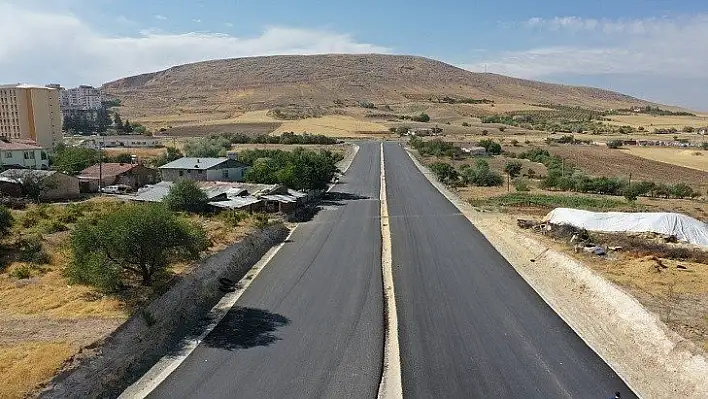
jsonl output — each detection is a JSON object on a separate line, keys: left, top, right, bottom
{"left": 607, "top": 140, "right": 623, "bottom": 149}
{"left": 96, "top": 108, "right": 112, "bottom": 133}
{"left": 113, "top": 113, "right": 124, "bottom": 131}
{"left": 151, "top": 147, "right": 183, "bottom": 167}
{"left": 682, "top": 126, "right": 695, "bottom": 133}
{"left": 478, "top": 139, "right": 502, "bottom": 155}
{"left": 0, "top": 206, "right": 13, "bottom": 235}
{"left": 164, "top": 180, "right": 209, "bottom": 213}
{"left": 429, "top": 162, "right": 458, "bottom": 183}
{"left": 67, "top": 204, "right": 208, "bottom": 288}
{"left": 51, "top": 146, "right": 101, "bottom": 175}
{"left": 504, "top": 161, "right": 523, "bottom": 179}
{"left": 124, "top": 119, "right": 134, "bottom": 133}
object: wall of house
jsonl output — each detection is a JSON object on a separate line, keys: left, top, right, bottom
{"left": 42, "top": 174, "right": 80, "bottom": 200}
{"left": 39, "top": 224, "right": 289, "bottom": 399}
{"left": 1, "top": 149, "right": 49, "bottom": 169}
{"left": 206, "top": 166, "right": 247, "bottom": 182}
{"left": 161, "top": 166, "right": 246, "bottom": 182}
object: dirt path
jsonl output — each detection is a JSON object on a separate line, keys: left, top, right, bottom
{"left": 407, "top": 150, "right": 708, "bottom": 398}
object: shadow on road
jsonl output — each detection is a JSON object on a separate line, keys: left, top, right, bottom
{"left": 202, "top": 307, "right": 289, "bottom": 350}
{"left": 287, "top": 191, "right": 371, "bottom": 222}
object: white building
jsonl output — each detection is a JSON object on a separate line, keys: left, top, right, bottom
{"left": 0, "top": 139, "right": 49, "bottom": 169}
{"left": 57, "top": 85, "right": 103, "bottom": 110}
{"left": 74, "top": 135, "right": 162, "bottom": 149}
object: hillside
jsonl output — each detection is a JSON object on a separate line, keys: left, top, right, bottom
{"left": 102, "top": 54, "right": 653, "bottom": 119}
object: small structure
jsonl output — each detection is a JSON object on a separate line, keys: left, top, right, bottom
{"left": 0, "top": 169, "right": 80, "bottom": 200}
{"left": 408, "top": 128, "right": 433, "bottom": 137}
{"left": 159, "top": 156, "right": 249, "bottom": 183}
{"left": 698, "top": 127, "right": 707, "bottom": 135}
{"left": 75, "top": 135, "right": 162, "bottom": 149}
{"left": 0, "top": 139, "right": 49, "bottom": 169}
{"left": 77, "top": 163, "right": 159, "bottom": 193}
{"left": 453, "top": 142, "right": 487, "bottom": 156}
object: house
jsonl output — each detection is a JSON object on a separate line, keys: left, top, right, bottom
{"left": 77, "top": 163, "right": 159, "bottom": 192}
{"left": 0, "top": 139, "right": 49, "bottom": 169}
{"left": 132, "top": 181, "right": 307, "bottom": 213}
{"left": 159, "top": 156, "right": 249, "bottom": 182}
{"left": 0, "top": 169, "right": 80, "bottom": 200}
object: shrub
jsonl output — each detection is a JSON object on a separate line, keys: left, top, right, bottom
{"left": 0, "top": 206, "right": 12, "bottom": 234}
{"left": 607, "top": 140, "right": 623, "bottom": 149}
{"left": 10, "top": 265, "right": 32, "bottom": 280}
{"left": 56, "top": 204, "right": 84, "bottom": 224}
{"left": 359, "top": 100, "right": 376, "bottom": 109}
{"left": 682, "top": 126, "right": 695, "bottom": 133}
{"left": 40, "top": 220, "right": 69, "bottom": 234}
{"left": 526, "top": 168, "right": 537, "bottom": 179}
{"left": 461, "top": 122, "right": 470, "bottom": 127}
{"left": 164, "top": 180, "right": 209, "bottom": 213}
{"left": 702, "top": 142, "right": 708, "bottom": 150}
{"left": 510, "top": 139, "right": 519, "bottom": 146}
{"left": 220, "top": 210, "right": 249, "bottom": 227}
{"left": 498, "top": 126, "right": 506, "bottom": 132}
{"left": 252, "top": 213, "right": 271, "bottom": 229}
{"left": 67, "top": 204, "right": 209, "bottom": 287}
{"left": 481, "top": 129, "right": 489, "bottom": 136}
{"left": 460, "top": 159, "right": 503, "bottom": 187}
{"left": 670, "top": 183, "right": 697, "bottom": 199}
{"left": 429, "top": 162, "right": 458, "bottom": 183}
{"left": 412, "top": 113, "right": 430, "bottom": 122}
{"left": 18, "top": 234, "right": 51, "bottom": 264}
{"left": 478, "top": 139, "right": 502, "bottom": 155}
{"left": 514, "top": 179, "right": 530, "bottom": 192}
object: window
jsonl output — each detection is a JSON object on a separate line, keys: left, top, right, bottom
{"left": 41, "top": 151, "right": 47, "bottom": 160}
{"left": 179, "top": 171, "right": 184, "bottom": 177}
{"left": 4, "top": 151, "right": 11, "bottom": 158}
{"left": 197, "top": 170, "right": 203, "bottom": 174}
{"left": 222, "top": 169, "right": 229, "bottom": 179}
{"left": 24, "top": 151, "right": 29, "bottom": 160}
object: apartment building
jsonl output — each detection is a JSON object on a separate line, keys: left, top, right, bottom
{"left": 0, "top": 84, "right": 62, "bottom": 148}
{"left": 56, "top": 85, "right": 103, "bottom": 111}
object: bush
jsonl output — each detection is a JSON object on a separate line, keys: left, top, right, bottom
{"left": 252, "top": 213, "right": 271, "bottom": 229}
{"left": 670, "top": 183, "right": 698, "bottom": 199}
{"left": 67, "top": 204, "right": 209, "bottom": 288}
{"left": 56, "top": 204, "right": 84, "bottom": 224}
{"left": 242, "top": 148, "right": 341, "bottom": 190}
{"left": 526, "top": 168, "right": 537, "bottom": 179}
{"left": 220, "top": 210, "right": 249, "bottom": 227}
{"left": 478, "top": 139, "right": 502, "bottom": 155}
{"left": 0, "top": 206, "right": 12, "bottom": 234}
{"left": 607, "top": 140, "right": 623, "bottom": 149}
{"left": 18, "top": 234, "right": 51, "bottom": 264}
{"left": 40, "top": 220, "right": 69, "bottom": 234}
{"left": 498, "top": 126, "right": 506, "bottom": 132}
{"left": 412, "top": 113, "right": 430, "bottom": 123}
{"left": 460, "top": 159, "right": 503, "bottom": 187}
{"left": 429, "top": 162, "right": 458, "bottom": 183}
{"left": 410, "top": 138, "right": 464, "bottom": 159}
{"left": 481, "top": 130, "right": 489, "bottom": 136}
{"left": 682, "top": 126, "right": 695, "bottom": 133}
{"left": 164, "top": 180, "right": 209, "bottom": 213}
{"left": 10, "top": 265, "right": 32, "bottom": 280}
{"left": 514, "top": 179, "right": 531, "bottom": 192}
{"left": 510, "top": 139, "right": 519, "bottom": 146}
{"left": 461, "top": 122, "right": 470, "bottom": 127}
{"left": 359, "top": 100, "right": 376, "bottom": 109}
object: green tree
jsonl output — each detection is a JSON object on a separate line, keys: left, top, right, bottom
{"left": 164, "top": 180, "right": 209, "bottom": 213}
{"left": 51, "top": 146, "right": 101, "bottom": 175}
{"left": 478, "top": 139, "right": 502, "bottom": 155}
{"left": 67, "top": 204, "right": 208, "bottom": 287}
{"left": 96, "top": 108, "right": 112, "bottom": 133}
{"left": 107, "top": 153, "right": 133, "bottom": 163}
{"left": 124, "top": 119, "right": 134, "bottom": 133}
{"left": 504, "top": 161, "right": 523, "bottom": 178}
{"left": 113, "top": 113, "right": 124, "bottom": 131}
{"left": 429, "top": 162, "right": 458, "bottom": 183}
{"left": 151, "top": 147, "right": 183, "bottom": 167}
{"left": 413, "top": 113, "right": 430, "bottom": 122}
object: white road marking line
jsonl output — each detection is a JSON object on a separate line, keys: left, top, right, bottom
{"left": 377, "top": 143, "right": 403, "bottom": 399}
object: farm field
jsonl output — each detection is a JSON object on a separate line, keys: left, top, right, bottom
{"left": 544, "top": 145, "right": 708, "bottom": 191}
{"left": 271, "top": 114, "right": 390, "bottom": 137}
{"left": 623, "top": 147, "right": 708, "bottom": 172}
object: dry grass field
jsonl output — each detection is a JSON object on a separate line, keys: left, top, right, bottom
{"left": 623, "top": 147, "right": 708, "bottom": 172}
{"left": 0, "top": 199, "right": 259, "bottom": 398}
{"left": 606, "top": 114, "right": 708, "bottom": 129}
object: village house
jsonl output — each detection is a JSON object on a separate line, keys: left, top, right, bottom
{"left": 0, "top": 139, "right": 49, "bottom": 170}
{"left": 0, "top": 169, "right": 80, "bottom": 200}
{"left": 77, "top": 163, "right": 159, "bottom": 192}
{"left": 159, "top": 156, "right": 249, "bottom": 182}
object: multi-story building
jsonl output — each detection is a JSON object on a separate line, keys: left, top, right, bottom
{"left": 0, "top": 84, "right": 62, "bottom": 148}
{"left": 56, "top": 85, "right": 103, "bottom": 111}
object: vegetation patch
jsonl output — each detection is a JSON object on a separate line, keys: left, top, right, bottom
{"left": 469, "top": 193, "right": 634, "bottom": 211}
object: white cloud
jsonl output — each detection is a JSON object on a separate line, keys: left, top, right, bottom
{"left": 467, "top": 15, "right": 708, "bottom": 80}
{"left": 0, "top": 1, "right": 389, "bottom": 86}
{"left": 155, "top": 15, "right": 167, "bottom": 20}
{"left": 192, "top": 19, "right": 202, "bottom": 23}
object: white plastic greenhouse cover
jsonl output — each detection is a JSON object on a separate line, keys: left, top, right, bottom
{"left": 543, "top": 208, "right": 708, "bottom": 247}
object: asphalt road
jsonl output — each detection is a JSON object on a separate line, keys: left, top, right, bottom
{"left": 383, "top": 142, "right": 635, "bottom": 398}
{"left": 148, "top": 142, "right": 383, "bottom": 399}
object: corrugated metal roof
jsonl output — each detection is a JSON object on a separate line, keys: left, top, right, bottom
{"left": 133, "top": 181, "right": 173, "bottom": 202}
{"left": 209, "top": 197, "right": 263, "bottom": 209}
{"left": 0, "top": 169, "right": 57, "bottom": 180}
{"left": 159, "top": 157, "right": 229, "bottom": 170}
{"left": 287, "top": 189, "right": 307, "bottom": 198}
{"left": 261, "top": 194, "right": 298, "bottom": 203}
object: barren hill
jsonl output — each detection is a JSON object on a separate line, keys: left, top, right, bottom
{"left": 102, "top": 54, "right": 653, "bottom": 118}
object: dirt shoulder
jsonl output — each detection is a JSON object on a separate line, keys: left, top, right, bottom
{"left": 407, "top": 149, "right": 708, "bottom": 398}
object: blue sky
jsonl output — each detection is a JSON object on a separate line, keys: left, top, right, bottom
{"left": 2, "top": 0, "right": 708, "bottom": 109}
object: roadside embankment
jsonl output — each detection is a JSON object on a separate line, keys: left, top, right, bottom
{"left": 38, "top": 224, "right": 289, "bottom": 399}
